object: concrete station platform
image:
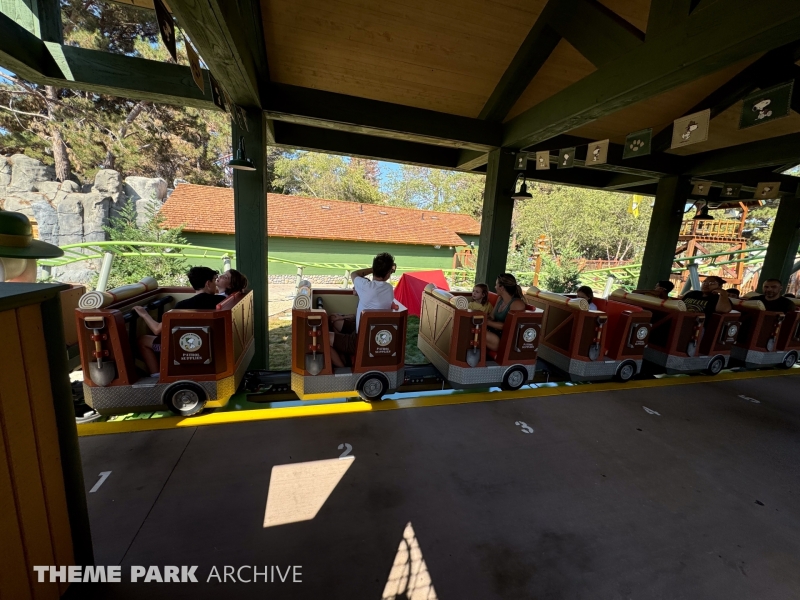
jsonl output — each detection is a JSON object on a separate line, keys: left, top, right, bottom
{"left": 68, "top": 374, "right": 800, "bottom": 599}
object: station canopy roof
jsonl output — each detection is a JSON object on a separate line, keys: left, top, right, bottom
{"left": 3, "top": 0, "right": 800, "bottom": 201}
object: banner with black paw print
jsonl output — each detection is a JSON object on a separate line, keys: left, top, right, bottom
{"left": 154, "top": 0, "right": 177, "bottom": 63}
{"left": 623, "top": 128, "right": 652, "bottom": 159}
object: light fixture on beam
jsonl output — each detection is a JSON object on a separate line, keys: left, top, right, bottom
{"left": 693, "top": 203, "right": 714, "bottom": 220}
{"left": 228, "top": 136, "right": 256, "bottom": 171}
{"left": 511, "top": 174, "right": 532, "bottom": 201}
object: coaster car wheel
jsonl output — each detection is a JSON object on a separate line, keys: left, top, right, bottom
{"left": 357, "top": 372, "right": 390, "bottom": 402}
{"left": 164, "top": 382, "right": 207, "bottom": 416}
{"left": 780, "top": 351, "right": 798, "bottom": 370}
{"left": 501, "top": 366, "right": 528, "bottom": 391}
{"left": 704, "top": 355, "right": 725, "bottom": 376}
{"left": 615, "top": 360, "right": 637, "bottom": 383}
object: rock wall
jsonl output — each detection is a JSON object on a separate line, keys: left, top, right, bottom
{"left": 0, "top": 155, "right": 168, "bottom": 282}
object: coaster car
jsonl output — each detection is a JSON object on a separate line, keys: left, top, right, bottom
{"left": 291, "top": 283, "right": 407, "bottom": 401}
{"left": 75, "top": 277, "right": 255, "bottom": 416}
{"left": 523, "top": 287, "right": 652, "bottom": 382}
{"left": 611, "top": 289, "right": 740, "bottom": 375}
{"left": 417, "top": 285, "right": 542, "bottom": 390}
{"left": 60, "top": 284, "right": 86, "bottom": 371}
{"left": 729, "top": 296, "right": 800, "bottom": 369}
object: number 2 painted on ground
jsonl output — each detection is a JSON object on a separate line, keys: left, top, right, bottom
{"left": 338, "top": 443, "right": 353, "bottom": 458}
{"left": 89, "top": 471, "right": 111, "bottom": 493}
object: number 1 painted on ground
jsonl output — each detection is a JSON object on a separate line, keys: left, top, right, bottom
{"left": 89, "top": 471, "right": 112, "bottom": 493}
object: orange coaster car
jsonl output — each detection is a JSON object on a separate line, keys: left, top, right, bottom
{"left": 76, "top": 278, "right": 254, "bottom": 416}
{"left": 291, "top": 284, "right": 407, "bottom": 401}
{"left": 524, "top": 287, "right": 652, "bottom": 382}
{"left": 729, "top": 297, "right": 800, "bottom": 369}
{"left": 611, "top": 290, "right": 740, "bottom": 375}
{"left": 417, "top": 285, "right": 542, "bottom": 390}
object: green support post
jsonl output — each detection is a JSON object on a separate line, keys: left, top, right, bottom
{"left": 476, "top": 149, "right": 516, "bottom": 285}
{"left": 636, "top": 176, "right": 691, "bottom": 290}
{"left": 0, "top": 0, "right": 60, "bottom": 41}
{"left": 232, "top": 109, "right": 269, "bottom": 369}
{"left": 758, "top": 198, "right": 800, "bottom": 290}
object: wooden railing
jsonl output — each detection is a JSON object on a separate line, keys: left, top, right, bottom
{"left": 679, "top": 219, "right": 743, "bottom": 238}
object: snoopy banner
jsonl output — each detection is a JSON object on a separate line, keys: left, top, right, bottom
{"left": 623, "top": 128, "right": 652, "bottom": 159}
{"left": 755, "top": 182, "right": 781, "bottom": 199}
{"left": 720, "top": 183, "right": 741, "bottom": 199}
{"left": 671, "top": 109, "right": 710, "bottom": 149}
{"left": 586, "top": 139, "right": 609, "bottom": 166}
{"left": 691, "top": 181, "right": 711, "bottom": 196}
{"left": 558, "top": 147, "right": 575, "bottom": 169}
{"left": 535, "top": 151, "right": 550, "bottom": 170}
{"left": 515, "top": 153, "right": 528, "bottom": 170}
{"left": 739, "top": 81, "right": 794, "bottom": 129}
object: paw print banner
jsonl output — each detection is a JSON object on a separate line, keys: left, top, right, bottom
{"left": 623, "top": 128, "right": 652, "bottom": 159}
{"left": 154, "top": 0, "right": 177, "bottom": 63}
{"left": 671, "top": 109, "right": 710, "bottom": 149}
{"left": 739, "top": 81, "right": 794, "bottom": 129}
{"left": 586, "top": 139, "right": 609, "bottom": 166}
{"left": 720, "top": 183, "right": 741, "bottom": 199}
{"left": 535, "top": 151, "right": 550, "bottom": 170}
{"left": 558, "top": 147, "right": 575, "bottom": 169}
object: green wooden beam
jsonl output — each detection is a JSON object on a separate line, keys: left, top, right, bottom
{"left": 758, "top": 198, "right": 800, "bottom": 287}
{"left": 265, "top": 83, "right": 501, "bottom": 152}
{"left": 456, "top": 149, "right": 490, "bottom": 171}
{"left": 637, "top": 176, "right": 692, "bottom": 289}
{"left": 233, "top": 109, "right": 269, "bottom": 369}
{"left": 646, "top": 0, "right": 692, "bottom": 40}
{"left": 167, "top": 0, "right": 266, "bottom": 107}
{"left": 35, "top": 0, "right": 61, "bottom": 43}
{"left": 272, "top": 122, "right": 461, "bottom": 170}
{"left": 478, "top": 0, "right": 562, "bottom": 122}
{"left": 549, "top": 0, "right": 643, "bottom": 68}
{"left": 0, "top": 12, "right": 217, "bottom": 109}
{"left": 503, "top": 0, "right": 800, "bottom": 150}
{"left": 685, "top": 133, "right": 800, "bottom": 176}
{"left": 476, "top": 149, "right": 516, "bottom": 283}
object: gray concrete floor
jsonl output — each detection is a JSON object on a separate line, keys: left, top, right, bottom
{"left": 70, "top": 375, "right": 800, "bottom": 599}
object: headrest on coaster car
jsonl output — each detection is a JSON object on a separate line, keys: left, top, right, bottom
{"left": 78, "top": 276, "right": 159, "bottom": 309}
{"left": 610, "top": 289, "right": 687, "bottom": 312}
{"left": 429, "top": 287, "right": 469, "bottom": 310}
{"left": 729, "top": 297, "right": 766, "bottom": 311}
{"left": 525, "top": 286, "right": 588, "bottom": 311}
{"left": 293, "top": 293, "right": 313, "bottom": 310}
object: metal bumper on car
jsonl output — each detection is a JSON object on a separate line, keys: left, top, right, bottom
{"left": 538, "top": 346, "right": 640, "bottom": 382}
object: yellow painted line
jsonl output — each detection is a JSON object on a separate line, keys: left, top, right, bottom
{"left": 77, "top": 367, "right": 800, "bottom": 437}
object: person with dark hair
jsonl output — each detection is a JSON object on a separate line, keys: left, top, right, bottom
{"left": 681, "top": 275, "right": 732, "bottom": 317}
{"left": 726, "top": 288, "right": 741, "bottom": 298}
{"left": 786, "top": 293, "right": 797, "bottom": 298}
{"left": 134, "top": 266, "right": 225, "bottom": 376}
{"left": 468, "top": 283, "right": 493, "bottom": 315}
{"left": 217, "top": 268, "right": 248, "bottom": 297}
{"left": 576, "top": 285, "right": 598, "bottom": 310}
{"left": 328, "top": 252, "right": 396, "bottom": 367}
{"left": 486, "top": 273, "right": 527, "bottom": 351}
{"left": 752, "top": 279, "right": 796, "bottom": 314}
{"left": 634, "top": 279, "right": 674, "bottom": 300}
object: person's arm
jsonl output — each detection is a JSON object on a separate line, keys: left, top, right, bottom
{"left": 350, "top": 267, "right": 373, "bottom": 285}
{"left": 712, "top": 290, "right": 732, "bottom": 313}
{"left": 133, "top": 306, "right": 162, "bottom": 335}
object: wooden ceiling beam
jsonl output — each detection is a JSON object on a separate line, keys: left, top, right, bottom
{"left": 477, "top": 0, "right": 562, "bottom": 122}
{"left": 271, "top": 122, "right": 461, "bottom": 171}
{"left": 548, "top": 0, "right": 644, "bottom": 68}
{"left": 0, "top": 12, "right": 217, "bottom": 109}
{"left": 503, "top": 0, "right": 800, "bottom": 150}
{"left": 265, "top": 83, "right": 502, "bottom": 152}
{"left": 685, "top": 132, "right": 800, "bottom": 176}
{"left": 167, "top": 0, "right": 267, "bottom": 108}
{"left": 645, "top": 0, "right": 692, "bottom": 40}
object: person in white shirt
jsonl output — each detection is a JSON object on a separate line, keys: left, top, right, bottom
{"left": 328, "top": 252, "right": 396, "bottom": 367}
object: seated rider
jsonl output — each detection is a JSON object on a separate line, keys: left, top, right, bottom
{"left": 680, "top": 276, "right": 732, "bottom": 318}
{"left": 576, "top": 285, "right": 598, "bottom": 310}
{"left": 217, "top": 268, "right": 248, "bottom": 297}
{"left": 134, "top": 266, "right": 225, "bottom": 377}
{"left": 726, "top": 288, "right": 741, "bottom": 299}
{"left": 486, "top": 273, "right": 527, "bottom": 352}
{"left": 634, "top": 280, "right": 674, "bottom": 300}
{"left": 751, "top": 278, "right": 796, "bottom": 314}
{"left": 468, "top": 283, "right": 493, "bottom": 315}
{"left": 328, "top": 252, "right": 396, "bottom": 368}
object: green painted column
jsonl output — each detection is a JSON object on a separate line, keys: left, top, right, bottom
{"left": 758, "top": 198, "right": 800, "bottom": 289}
{"left": 475, "top": 149, "right": 515, "bottom": 285}
{"left": 232, "top": 109, "right": 269, "bottom": 369}
{"left": 636, "top": 175, "right": 691, "bottom": 290}
{"left": 0, "top": 0, "right": 60, "bottom": 41}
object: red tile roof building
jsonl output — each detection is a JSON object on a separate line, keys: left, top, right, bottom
{"left": 161, "top": 183, "right": 480, "bottom": 247}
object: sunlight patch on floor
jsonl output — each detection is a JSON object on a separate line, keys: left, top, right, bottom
{"left": 382, "top": 522, "right": 438, "bottom": 600}
{"left": 263, "top": 456, "right": 354, "bottom": 527}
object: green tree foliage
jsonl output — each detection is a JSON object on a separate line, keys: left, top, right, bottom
{"left": 102, "top": 201, "right": 188, "bottom": 289}
{"left": 0, "top": 0, "right": 231, "bottom": 186}
{"left": 383, "top": 165, "right": 485, "bottom": 218}
{"left": 272, "top": 151, "right": 383, "bottom": 203}
{"left": 514, "top": 184, "right": 652, "bottom": 261}
{"left": 540, "top": 247, "right": 584, "bottom": 293}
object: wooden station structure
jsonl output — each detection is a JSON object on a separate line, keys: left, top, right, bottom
{"left": 2, "top": 0, "right": 800, "bottom": 368}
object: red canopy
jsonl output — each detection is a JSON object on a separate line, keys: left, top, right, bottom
{"left": 394, "top": 270, "right": 450, "bottom": 317}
